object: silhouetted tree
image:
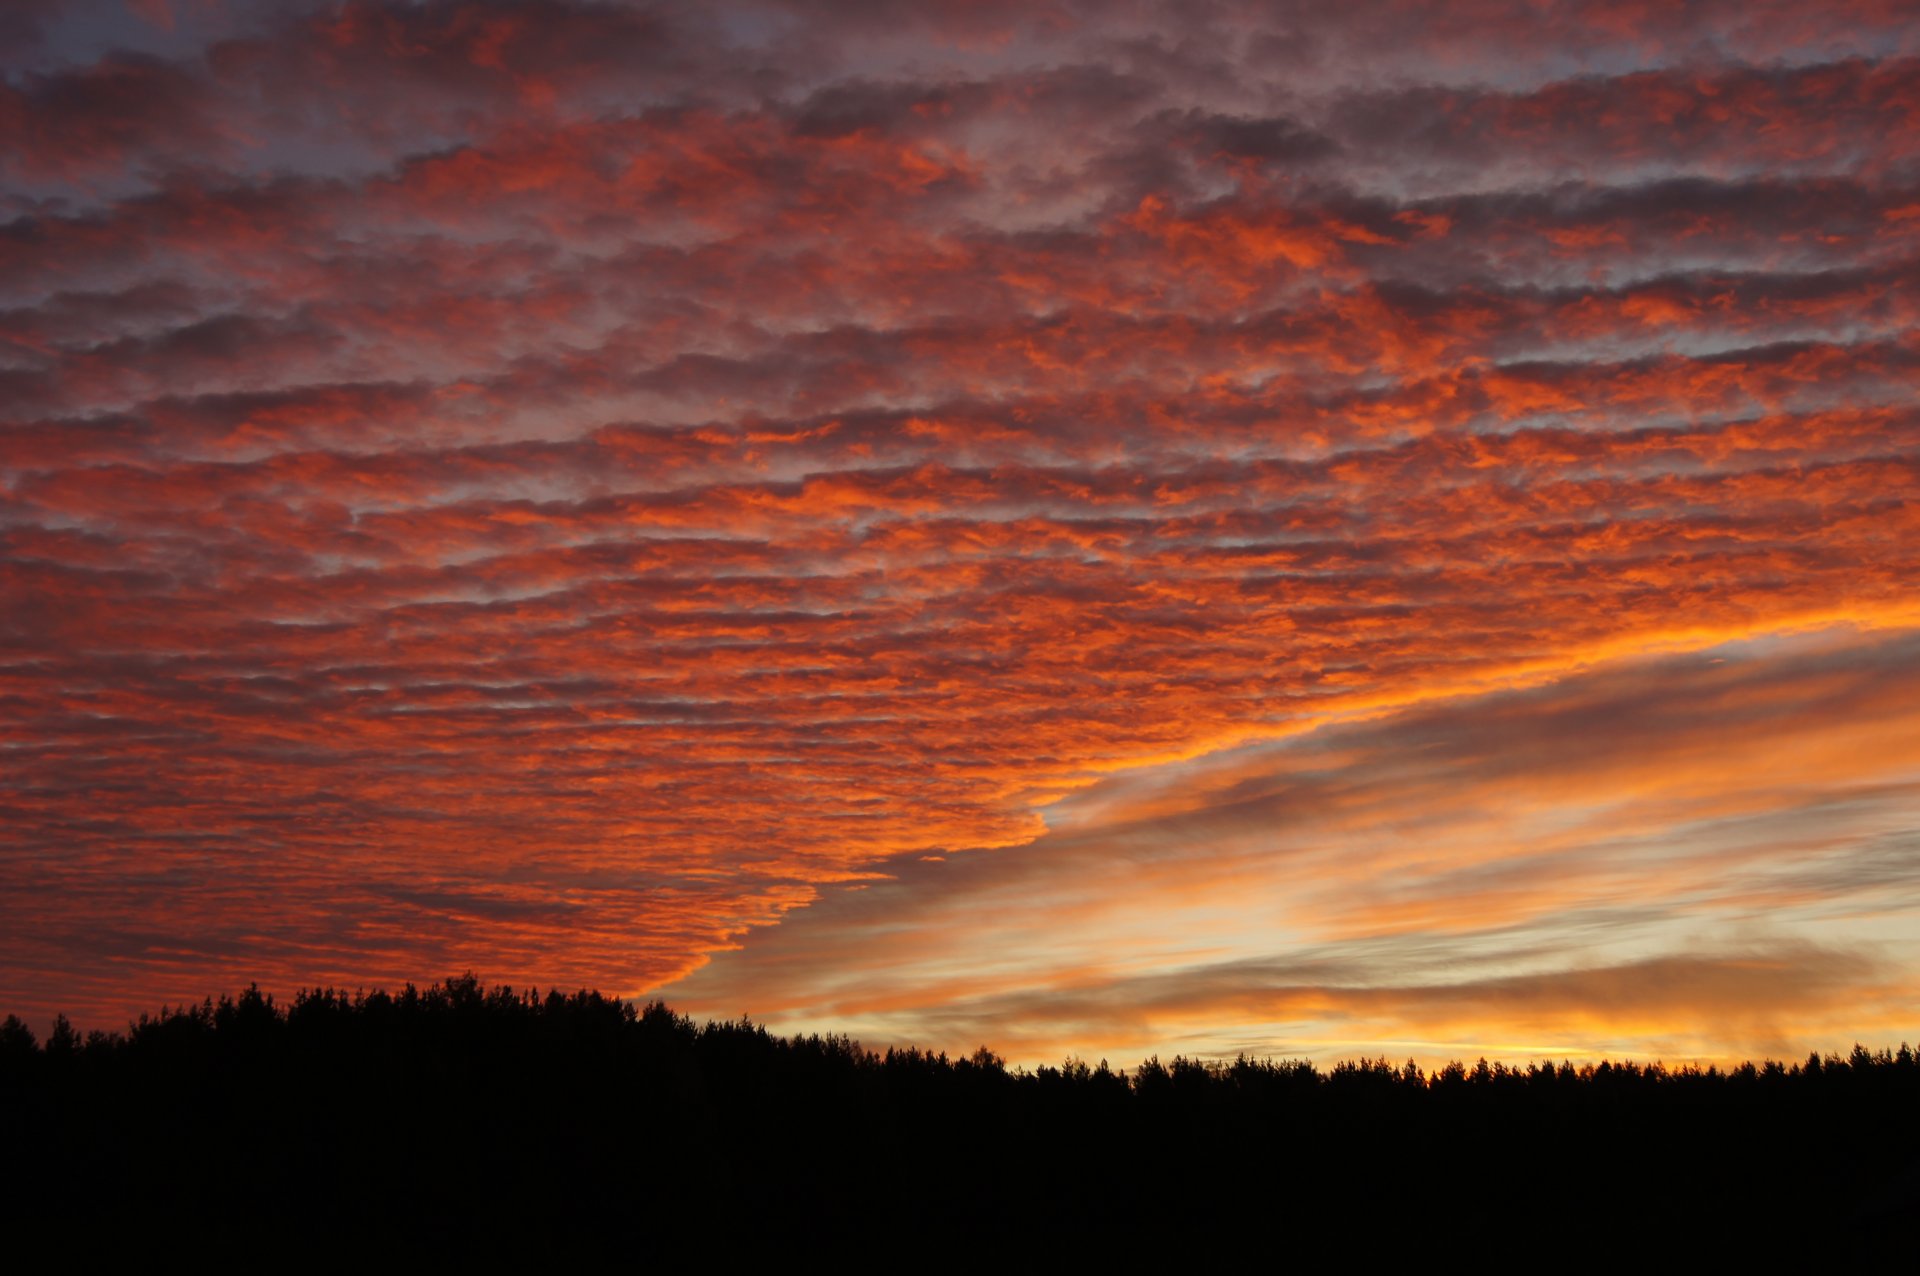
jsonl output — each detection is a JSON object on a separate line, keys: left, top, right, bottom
{"left": 1, "top": 977, "right": 1913, "bottom": 1258}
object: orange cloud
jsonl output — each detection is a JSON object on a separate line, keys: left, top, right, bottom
{"left": 3, "top": 1, "right": 1917, "bottom": 1060}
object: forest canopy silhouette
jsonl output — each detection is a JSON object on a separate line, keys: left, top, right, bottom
{"left": 2, "top": 976, "right": 1914, "bottom": 1252}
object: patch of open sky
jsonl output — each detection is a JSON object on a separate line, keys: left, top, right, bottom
{"left": 368, "top": 698, "right": 573, "bottom": 717}
{"left": 359, "top": 575, "right": 569, "bottom": 608}
{"left": 1339, "top": 151, "right": 1890, "bottom": 210}
{"left": 1446, "top": 397, "right": 1616, "bottom": 434}
{"left": 1490, "top": 322, "right": 1904, "bottom": 371}
{"left": 1376, "top": 250, "right": 1888, "bottom": 300}
{"left": 1699, "top": 625, "right": 1920, "bottom": 667}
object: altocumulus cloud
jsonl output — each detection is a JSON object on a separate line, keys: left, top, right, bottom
{"left": 2, "top": 1, "right": 1918, "bottom": 1059}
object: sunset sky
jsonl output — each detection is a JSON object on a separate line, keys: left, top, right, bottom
{"left": 4, "top": 0, "right": 1918, "bottom": 1066}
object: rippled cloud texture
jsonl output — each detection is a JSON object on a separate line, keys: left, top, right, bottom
{"left": 4, "top": 0, "right": 1918, "bottom": 1062}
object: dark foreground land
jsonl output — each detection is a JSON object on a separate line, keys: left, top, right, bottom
{"left": 3, "top": 977, "right": 1915, "bottom": 1256}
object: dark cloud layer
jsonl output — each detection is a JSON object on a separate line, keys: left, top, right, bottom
{"left": 3, "top": 1, "right": 1917, "bottom": 1053}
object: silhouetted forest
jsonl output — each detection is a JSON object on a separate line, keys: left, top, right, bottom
{"left": 3, "top": 977, "right": 1914, "bottom": 1256}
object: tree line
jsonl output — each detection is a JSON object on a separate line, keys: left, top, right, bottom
{"left": 3, "top": 976, "right": 1913, "bottom": 1255}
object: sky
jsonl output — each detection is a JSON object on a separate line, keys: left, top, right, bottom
{"left": 3, "top": 0, "right": 1918, "bottom": 1067}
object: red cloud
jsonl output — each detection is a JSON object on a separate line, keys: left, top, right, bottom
{"left": 4, "top": 1, "right": 1918, "bottom": 1053}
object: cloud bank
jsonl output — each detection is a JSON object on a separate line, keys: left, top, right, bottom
{"left": 3, "top": 1, "right": 1917, "bottom": 1056}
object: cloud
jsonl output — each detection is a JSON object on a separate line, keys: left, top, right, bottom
{"left": 665, "top": 627, "right": 1920, "bottom": 1063}
{"left": 858, "top": 944, "right": 1907, "bottom": 1066}
{"left": 2, "top": 1, "right": 1917, "bottom": 1050}
{"left": 0, "top": 52, "right": 227, "bottom": 179}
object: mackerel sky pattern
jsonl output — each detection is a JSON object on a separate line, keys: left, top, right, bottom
{"left": 4, "top": 1, "right": 1919, "bottom": 1059}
